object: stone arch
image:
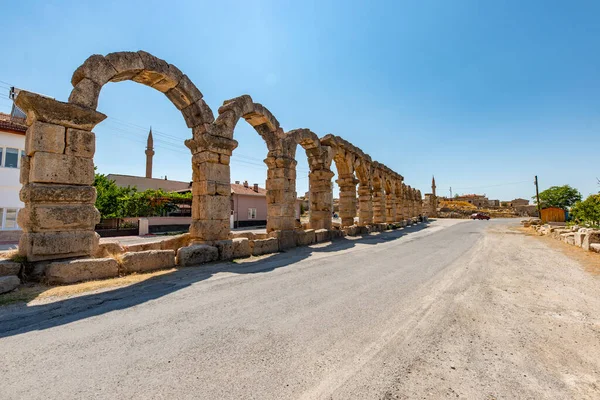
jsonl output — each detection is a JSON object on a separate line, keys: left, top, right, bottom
{"left": 213, "top": 95, "right": 295, "bottom": 233}
{"left": 383, "top": 173, "right": 397, "bottom": 223}
{"left": 15, "top": 51, "right": 217, "bottom": 260}
{"left": 288, "top": 129, "right": 333, "bottom": 230}
{"left": 394, "top": 179, "right": 404, "bottom": 222}
{"left": 354, "top": 158, "right": 373, "bottom": 226}
{"left": 69, "top": 51, "right": 214, "bottom": 128}
{"left": 321, "top": 135, "right": 358, "bottom": 227}
{"left": 371, "top": 165, "right": 386, "bottom": 224}
{"left": 68, "top": 51, "right": 240, "bottom": 245}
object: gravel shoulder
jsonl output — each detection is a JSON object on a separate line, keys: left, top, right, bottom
{"left": 361, "top": 223, "right": 600, "bottom": 399}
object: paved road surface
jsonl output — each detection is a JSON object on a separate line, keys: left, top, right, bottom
{"left": 1, "top": 219, "right": 599, "bottom": 399}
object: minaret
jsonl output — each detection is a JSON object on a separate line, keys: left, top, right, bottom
{"left": 431, "top": 175, "right": 438, "bottom": 217}
{"left": 145, "top": 127, "right": 154, "bottom": 179}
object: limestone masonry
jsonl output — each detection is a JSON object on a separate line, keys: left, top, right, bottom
{"left": 14, "top": 50, "right": 425, "bottom": 272}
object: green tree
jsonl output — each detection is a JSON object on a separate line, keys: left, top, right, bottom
{"left": 93, "top": 173, "right": 134, "bottom": 219}
{"left": 534, "top": 185, "right": 581, "bottom": 210}
{"left": 570, "top": 194, "right": 600, "bottom": 227}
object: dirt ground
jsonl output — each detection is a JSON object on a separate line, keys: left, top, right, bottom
{"left": 376, "top": 224, "right": 600, "bottom": 399}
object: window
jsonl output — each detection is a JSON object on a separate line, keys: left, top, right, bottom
{"left": 0, "top": 148, "right": 3, "bottom": 166}
{"left": 248, "top": 208, "right": 257, "bottom": 220}
{"left": 5, "top": 148, "right": 18, "bottom": 168}
{"left": 4, "top": 208, "right": 17, "bottom": 229}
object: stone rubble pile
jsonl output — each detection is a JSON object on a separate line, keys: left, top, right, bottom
{"left": 523, "top": 219, "right": 600, "bottom": 253}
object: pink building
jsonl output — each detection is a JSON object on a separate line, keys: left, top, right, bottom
{"left": 231, "top": 181, "right": 301, "bottom": 228}
{"left": 231, "top": 181, "right": 268, "bottom": 228}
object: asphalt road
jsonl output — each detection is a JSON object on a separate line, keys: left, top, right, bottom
{"left": 1, "top": 219, "right": 599, "bottom": 399}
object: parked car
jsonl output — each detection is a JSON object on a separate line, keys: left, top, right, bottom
{"left": 470, "top": 212, "right": 490, "bottom": 220}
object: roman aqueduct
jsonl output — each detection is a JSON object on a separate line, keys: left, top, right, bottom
{"left": 15, "top": 51, "right": 424, "bottom": 262}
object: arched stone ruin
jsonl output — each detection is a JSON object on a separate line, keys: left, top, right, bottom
{"left": 15, "top": 50, "right": 425, "bottom": 262}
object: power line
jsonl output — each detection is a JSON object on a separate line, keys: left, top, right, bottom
{"left": 0, "top": 77, "right": 310, "bottom": 172}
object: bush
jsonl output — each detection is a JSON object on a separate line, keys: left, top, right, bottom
{"left": 94, "top": 173, "right": 192, "bottom": 219}
{"left": 570, "top": 194, "right": 600, "bottom": 228}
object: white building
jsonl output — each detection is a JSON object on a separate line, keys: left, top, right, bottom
{"left": 0, "top": 112, "right": 26, "bottom": 231}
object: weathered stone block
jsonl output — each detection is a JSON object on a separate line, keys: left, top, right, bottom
{"left": 296, "top": 229, "right": 316, "bottom": 246}
{"left": 193, "top": 162, "right": 230, "bottom": 183}
{"left": 29, "top": 152, "right": 94, "bottom": 185}
{"left": 159, "top": 233, "right": 191, "bottom": 252}
{"left": 19, "top": 231, "right": 99, "bottom": 262}
{"left": 176, "top": 244, "right": 218, "bottom": 267}
{"left": 189, "top": 219, "right": 230, "bottom": 241}
{"left": 15, "top": 91, "right": 107, "bottom": 131}
{"left": 20, "top": 155, "right": 30, "bottom": 185}
{"left": 181, "top": 99, "right": 215, "bottom": 128}
{"left": 120, "top": 250, "right": 176, "bottom": 274}
{"left": 271, "top": 230, "right": 296, "bottom": 250}
{"left": 25, "top": 121, "right": 65, "bottom": 156}
{"left": 46, "top": 257, "right": 119, "bottom": 284}
{"left": 213, "top": 240, "right": 234, "bottom": 260}
{"left": 232, "top": 238, "right": 251, "bottom": 258}
{"left": 582, "top": 231, "right": 600, "bottom": 251}
{"left": 314, "top": 229, "right": 330, "bottom": 243}
{"left": 165, "top": 75, "right": 204, "bottom": 110}
{"left": 105, "top": 51, "right": 145, "bottom": 82}
{"left": 68, "top": 78, "right": 102, "bottom": 109}
{"left": 0, "top": 276, "right": 20, "bottom": 294}
{"left": 19, "top": 204, "right": 100, "bottom": 232}
{"left": 65, "top": 128, "right": 95, "bottom": 158}
{"left": 0, "top": 260, "right": 21, "bottom": 277}
{"left": 561, "top": 233, "right": 575, "bottom": 245}
{"left": 251, "top": 238, "right": 279, "bottom": 256}
{"left": 20, "top": 184, "right": 96, "bottom": 204}
{"left": 95, "top": 241, "right": 125, "bottom": 258}
{"left": 574, "top": 231, "right": 587, "bottom": 247}
{"left": 231, "top": 232, "right": 255, "bottom": 240}
{"left": 71, "top": 54, "right": 117, "bottom": 86}
{"left": 192, "top": 195, "right": 231, "bottom": 220}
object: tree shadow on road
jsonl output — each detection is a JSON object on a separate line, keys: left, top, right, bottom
{"left": 0, "top": 222, "right": 430, "bottom": 338}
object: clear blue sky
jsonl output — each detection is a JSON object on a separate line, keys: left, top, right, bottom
{"left": 1, "top": 0, "right": 599, "bottom": 200}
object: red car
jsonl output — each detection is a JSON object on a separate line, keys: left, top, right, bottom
{"left": 470, "top": 212, "right": 490, "bottom": 220}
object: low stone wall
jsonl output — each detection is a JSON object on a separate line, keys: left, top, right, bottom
{"left": 524, "top": 219, "right": 600, "bottom": 253}
{"left": 1, "top": 219, "right": 426, "bottom": 290}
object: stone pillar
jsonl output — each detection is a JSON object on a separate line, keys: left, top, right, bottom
{"left": 372, "top": 183, "right": 386, "bottom": 224}
{"left": 395, "top": 185, "right": 403, "bottom": 222}
{"left": 357, "top": 180, "right": 373, "bottom": 226}
{"left": 385, "top": 189, "right": 397, "bottom": 223}
{"left": 402, "top": 187, "right": 410, "bottom": 222}
{"left": 265, "top": 155, "right": 297, "bottom": 232}
{"left": 187, "top": 131, "right": 237, "bottom": 243}
{"left": 15, "top": 91, "right": 105, "bottom": 262}
{"left": 309, "top": 168, "right": 334, "bottom": 230}
{"left": 336, "top": 173, "right": 358, "bottom": 227}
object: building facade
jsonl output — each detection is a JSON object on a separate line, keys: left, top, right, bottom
{"left": 510, "top": 198, "right": 530, "bottom": 207}
{"left": 0, "top": 112, "right": 26, "bottom": 231}
{"left": 454, "top": 194, "right": 489, "bottom": 208}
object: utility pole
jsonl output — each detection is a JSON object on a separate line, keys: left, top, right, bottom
{"left": 534, "top": 175, "right": 541, "bottom": 217}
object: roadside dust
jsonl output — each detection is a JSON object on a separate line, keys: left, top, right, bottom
{"left": 367, "top": 224, "right": 600, "bottom": 399}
